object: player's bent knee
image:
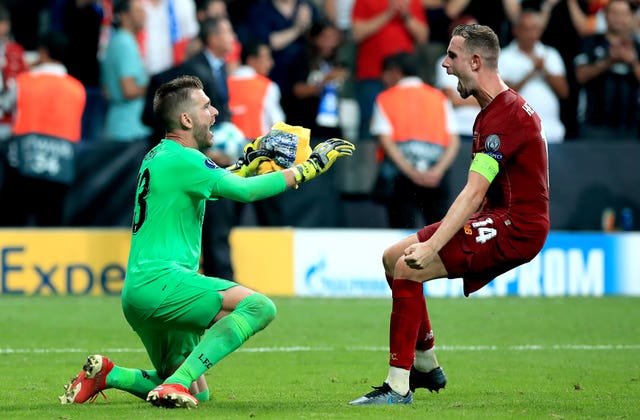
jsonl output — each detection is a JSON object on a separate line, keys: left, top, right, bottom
{"left": 236, "top": 293, "right": 277, "bottom": 333}
{"left": 382, "top": 246, "right": 401, "bottom": 272}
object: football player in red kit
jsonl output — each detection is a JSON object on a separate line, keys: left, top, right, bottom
{"left": 349, "top": 23, "right": 550, "bottom": 405}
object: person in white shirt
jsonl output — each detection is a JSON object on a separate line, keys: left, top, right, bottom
{"left": 142, "top": 0, "right": 199, "bottom": 75}
{"left": 499, "top": 9, "right": 569, "bottom": 143}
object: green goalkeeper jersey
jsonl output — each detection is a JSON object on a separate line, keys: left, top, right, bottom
{"left": 125, "top": 139, "right": 286, "bottom": 291}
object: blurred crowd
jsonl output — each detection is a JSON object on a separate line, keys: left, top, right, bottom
{"left": 0, "top": 0, "right": 639, "bottom": 232}
{"left": 0, "top": 0, "right": 637, "bottom": 146}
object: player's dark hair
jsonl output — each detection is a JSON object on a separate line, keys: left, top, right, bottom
{"left": 452, "top": 24, "right": 500, "bottom": 69}
{"left": 381, "top": 52, "right": 418, "bottom": 77}
{"left": 154, "top": 75, "right": 204, "bottom": 130}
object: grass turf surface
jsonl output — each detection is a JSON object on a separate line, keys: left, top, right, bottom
{"left": 1, "top": 295, "right": 639, "bottom": 419}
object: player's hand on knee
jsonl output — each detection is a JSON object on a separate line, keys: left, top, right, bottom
{"left": 404, "top": 242, "right": 436, "bottom": 270}
{"left": 291, "top": 138, "right": 355, "bottom": 183}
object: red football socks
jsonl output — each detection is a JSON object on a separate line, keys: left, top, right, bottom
{"left": 416, "top": 293, "right": 435, "bottom": 351}
{"left": 389, "top": 279, "right": 425, "bottom": 370}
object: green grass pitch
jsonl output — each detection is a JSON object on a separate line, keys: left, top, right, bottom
{"left": 1, "top": 295, "right": 639, "bottom": 419}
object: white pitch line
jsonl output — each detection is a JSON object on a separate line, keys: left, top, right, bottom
{"left": 0, "top": 344, "right": 639, "bottom": 355}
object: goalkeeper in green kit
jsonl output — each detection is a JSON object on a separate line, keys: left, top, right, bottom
{"left": 59, "top": 75, "right": 355, "bottom": 409}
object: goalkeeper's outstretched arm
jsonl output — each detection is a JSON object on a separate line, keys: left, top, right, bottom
{"left": 228, "top": 137, "right": 356, "bottom": 185}
{"left": 214, "top": 138, "right": 355, "bottom": 202}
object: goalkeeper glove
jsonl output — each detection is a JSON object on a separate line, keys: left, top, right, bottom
{"left": 291, "top": 138, "right": 355, "bottom": 184}
{"left": 227, "top": 136, "right": 275, "bottom": 177}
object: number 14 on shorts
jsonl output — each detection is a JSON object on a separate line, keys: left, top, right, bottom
{"left": 472, "top": 217, "right": 497, "bottom": 243}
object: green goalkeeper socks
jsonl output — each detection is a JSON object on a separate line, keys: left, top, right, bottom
{"left": 194, "top": 388, "right": 210, "bottom": 401}
{"left": 164, "top": 293, "right": 277, "bottom": 388}
{"left": 106, "top": 366, "right": 163, "bottom": 400}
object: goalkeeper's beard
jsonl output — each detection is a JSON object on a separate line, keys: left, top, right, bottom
{"left": 194, "top": 124, "right": 214, "bottom": 151}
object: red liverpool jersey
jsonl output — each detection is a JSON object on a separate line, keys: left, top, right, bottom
{"left": 471, "top": 89, "right": 550, "bottom": 245}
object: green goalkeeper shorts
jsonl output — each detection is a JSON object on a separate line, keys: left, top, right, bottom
{"left": 122, "top": 268, "right": 237, "bottom": 376}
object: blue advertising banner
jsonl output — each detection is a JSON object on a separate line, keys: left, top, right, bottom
{"left": 293, "top": 230, "right": 640, "bottom": 297}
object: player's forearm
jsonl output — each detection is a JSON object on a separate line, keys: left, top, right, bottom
{"left": 428, "top": 179, "right": 486, "bottom": 252}
{"left": 213, "top": 170, "right": 288, "bottom": 202}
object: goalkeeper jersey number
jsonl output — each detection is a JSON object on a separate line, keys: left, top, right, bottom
{"left": 126, "top": 140, "right": 228, "bottom": 284}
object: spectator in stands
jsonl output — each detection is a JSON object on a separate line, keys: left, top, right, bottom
{"left": 288, "top": 19, "right": 348, "bottom": 141}
{"left": 322, "top": 0, "right": 358, "bottom": 139}
{"left": 500, "top": 9, "right": 569, "bottom": 143}
{"left": 575, "top": 0, "right": 640, "bottom": 140}
{"left": 322, "top": 0, "right": 356, "bottom": 85}
{"left": 422, "top": 0, "right": 451, "bottom": 47}
{"left": 102, "top": 0, "right": 151, "bottom": 142}
{"left": 181, "top": 16, "right": 235, "bottom": 130}
{"left": 444, "top": 0, "right": 520, "bottom": 45}
{"left": 434, "top": 14, "right": 480, "bottom": 142}
{"left": 324, "top": 0, "right": 356, "bottom": 34}
{"left": 535, "top": 0, "right": 595, "bottom": 139}
{"left": 0, "top": 32, "right": 85, "bottom": 226}
{"left": 226, "top": 0, "right": 262, "bottom": 47}
{"left": 228, "top": 41, "right": 286, "bottom": 227}
{"left": 246, "top": 0, "right": 320, "bottom": 119}
{"left": 184, "top": 0, "right": 242, "bottom": 72}
{"left": 142, "top": 15, "right": 241, "bottom": 145}
{"left": 371, "top": 52, "right": 460, "bottom": 229}
{"left": 416, "top": 0, "right": 450, "bottom": 85}
{"left": 351, "top": 0, "right": 427, "bottom": 141}
{"left": 60, "top": 0, "right": 106, "bottom": 142}
{"left": 4, "top": 0, "right": 50, "bottom": 56}
{"left": 0, "top": 4, "right": 27, "bottom": 141}
{"left": 228, "top": 41, "right": 285, "bottom": 141}
{"left": 197, "top": 0, "right": 227, "bottom": 21}
{"left": 139, "top": 0, "right": 199, "bottom": 75}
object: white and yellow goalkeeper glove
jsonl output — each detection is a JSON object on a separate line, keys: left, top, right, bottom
{"left": 291, "top": 138, "right": 356, "bottom": 184}
{"left": 226, "top": 136, "right": 274, "bottom": 177}
{"left": 255, "top": 122, "right": 312, "bottom": 175}
{"left": 227, "top": 122, "right": 315, "bottom": 177}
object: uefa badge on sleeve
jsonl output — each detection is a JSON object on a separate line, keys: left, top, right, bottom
{"left": 485, "top": 134, "right": 500, "bottom": 151}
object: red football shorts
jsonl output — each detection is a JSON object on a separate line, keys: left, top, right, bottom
{"left": 417, "top": 211, "right": 546, "bottom": 296}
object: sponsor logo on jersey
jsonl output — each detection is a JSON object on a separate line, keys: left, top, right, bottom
{"left": 204, "top": 158, "right": 218, "bottom": 169}
{"left": 485, "top": 151, "right": 503, "bottom": 161}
